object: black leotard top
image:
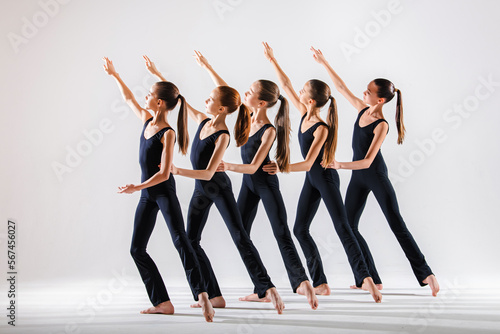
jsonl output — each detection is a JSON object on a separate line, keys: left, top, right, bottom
{"left": 139, "top": 118, "right": 174, "bottom": 196}
{"left": 352, "top": 107, "right": 389, "bottom": 173}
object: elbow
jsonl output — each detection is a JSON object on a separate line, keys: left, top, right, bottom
{"left": 361, "top": 159, "right": 372, "bottom": 169}
{"left": 304, "top": 161, "right": 314, "bottom": 172}
{"left": 248, "top": 165, "right": 259, "bottom": 174}
{"left": 201, "top": 170, "right": 215, "bottom": 181}
{"left": 159, "top": 170, "right": 170, "bottom": 181}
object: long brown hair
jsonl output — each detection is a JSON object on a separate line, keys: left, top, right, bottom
{"left": 255, "top": 80, "right": 291, "bottom": 173}
{"left": 153, "top": 81, "right": 188, "bottom": 154}
{"left": 307, "top": 79, "right": 338, "bottom": 166}
{"left": 214, "top": 86, "right": 251, "bottom": 147}
{"left": 373, "top": 78, "right": 405, "bottom": 144}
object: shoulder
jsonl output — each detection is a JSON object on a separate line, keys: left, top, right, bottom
{"left": 214, "top": 132, "right": 230, "bottom": 145}
{"left": 373, "top": 120, "right": 389, "bottom": 135}
{"left": 262, "top": 125, "right": 276, "bottom": 139}
{"left": 313, "top": 124, "right": 329, "bottom": 138}
{"left": 160, "top": 128, "right": 176, "bottom": 145}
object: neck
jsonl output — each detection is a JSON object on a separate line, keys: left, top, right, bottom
{"left": 367, "top": 104, "right": 384, "bottom": 117}
{"left": 210, "top": 113, "right": 227, "bottom": 127}
{"left": 151, "top": 109, "right": 168, "bottom": 126}
{"left": 306, "top": 107, "right": 320, "bottom": 120}
{"left": 251, "top": 107, "right": 270, "bottom": 124}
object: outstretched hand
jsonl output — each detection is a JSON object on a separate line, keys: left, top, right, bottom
{"left": 102, "top": 57, "right": 117, "bottom": 76}
{"left": 216, "top": 161, "right": 227, "bottom": 172}
{"left": 143, "top": 55, "right": 161, "bottom": 76}
{"left": 262, "top": 42, "right": 275, "bottom": 61}
{"left": 193, "top": 50, "right": 211, "bottom": 69}
{"left": 170, "top": 164, "right": 179, "bottom": 175}
{"left": 310, "top": 47, "right": 327, "bottom": 65}
{"left": 118, "top": 184, "right": 138, "bottom": 194}
{"left": 321, "top": 159, "right": 340, "bottom": 169}
{"left": 262, "top": 161, "right": 279, "bottom": 175}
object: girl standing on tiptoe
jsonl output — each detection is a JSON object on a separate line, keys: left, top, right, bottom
{"left": 103, "top": 56, "right": 214, "bottom": 321}
{"left": 148, "top": 57, "right": 284, "bottom": 314}
{"left": 310, "top": 47, "right": 439, "bottom": 296}
{"left": 192, "top": 51, "right": 318, "bottom": 309}
{"left": 262, "top": 43, "right": 382, "bottom": 303}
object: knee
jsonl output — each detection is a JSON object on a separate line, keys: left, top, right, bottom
{"left": 293, "top": 224, "right": 307, "bottom": 240}
{"left": 272, "top": 223, "right": 291, "bottom": 242}
{"left": 130, "top": 246, "right": 145, "bottom": 260}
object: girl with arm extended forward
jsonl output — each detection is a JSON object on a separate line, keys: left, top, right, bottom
{"left": 103, "top": 56, "right": 214, "bottom": 321}
{"left": 310, "top": 47, "right": 439, "bottom": 296}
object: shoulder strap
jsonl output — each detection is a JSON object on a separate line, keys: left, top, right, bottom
{"left": 310, "top": 121, "right": 328, "bottom": 134}
{"left": 372, "top": 119, "right": 389, "bottom": 134}
{"left": 259, "top": 123, "right": 275, "bottom": 135}
{"left": 143, "top": 117, "right": 153, "bottom": 128}
{"left": 359, "top": 106, "right": 369, "bottom": 115}
{"left": 156, "top": 127, "right": 175, "bottom": 141}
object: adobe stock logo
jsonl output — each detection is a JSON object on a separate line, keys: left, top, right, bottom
{"left": 7, "top": 0, "right": 72, "bottom": 54}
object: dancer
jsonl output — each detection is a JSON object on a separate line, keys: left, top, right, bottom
{"left": 148, "top": 58, "right": 285, "bottom": 314}
{"left": 191, "top": 51, "right": 317, "bottom": 309}
{"left": 310, "top": 47, "right": 439, "bottom": 296}
{"left": 103, "top": 56, "right": 214, "bottom": 321}
{"left": 262, "top": 43, "right": 382, "bottom": 303}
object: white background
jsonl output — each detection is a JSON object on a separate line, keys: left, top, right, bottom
{"left": 1, "top": 0, "right": 499, "bottom": 299}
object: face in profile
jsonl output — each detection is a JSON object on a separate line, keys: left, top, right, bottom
{"left": 243, "top": 82, "right": 263, "bottom": 109}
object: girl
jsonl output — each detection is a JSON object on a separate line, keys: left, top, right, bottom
{"left": 150, "top": 58, "right": 285, "bottom": 314}
{"left": 192, "top": 51, "right": 318, "bottom": 309}
{"left": 103, "top": 56, "right": 214, "bottom": 322}
{"left": 262, "top": 43, "right": 382, "bottom": 303}
{"left": 310, "top": 47, "right": 439, "bottom": 296}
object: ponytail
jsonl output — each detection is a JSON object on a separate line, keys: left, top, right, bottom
{"left": 395, "top": 88, "right": 405, "bottom": 145}
{"left": 234, "top": 103, "right": 251, "bottom": 147}
{"left": 372, "top": 78, "right": 404, "bottom": 145}
{"left": 274, "top": 95, "right": 291, "bottom": 173}
{"left": 322, "top": 96, "right": 338, "bottom": 167}
{"left": 177, "top": 95, "right": 189, "bottom": 155}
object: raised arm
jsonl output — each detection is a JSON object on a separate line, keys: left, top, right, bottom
{"left": 223, "top": 127, "right": 276, "bottom": 174}
{"left": 289, "top": 126, "right": 328, "bottom": 172}
{"left": 118, "top": 130, "right": 175, "bottom": 193}
{"left": 310, "top": 47, "right": 366, "bottom": 111}
{"left": 186, "top": 101, "right": 209, "bottom": 124}
{"left": 103, "top": 57, "right": 150, "bottom": 123}
{"left": 332, "top": 122, "right": 388, "bottom": 170}
{"left": 193, "top": 50, "right": 228, "bottom": 87}
{"left": 173, "top": 134, "right": 230, "bottom": 180}
{"left": 143, "top": 55, "right": 167, "bottom": 81}
{"left": 263, "top": 42, "right": 307, "bottom": 116}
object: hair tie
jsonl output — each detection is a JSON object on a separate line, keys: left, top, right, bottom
{"left": 277, "top": 94, "right": 283, "bottom": 101}
{"left": 329, "top": 95, "right": 333, "bottom": 99}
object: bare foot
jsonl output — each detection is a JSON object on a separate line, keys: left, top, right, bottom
{"left": 297, "top": 280, "right": 318, "bottom": 310}
{"left": 140, "top": 301, "right": 174, "bottom": 314}
{"left": 423, "top": 274, "right": 440, "bottom": 297}
{"left": 265, "top": 287, "right": 284, "bottom": 314}
{"left": 350, "top": 283, "right": 383, "bottom": 290}
{"left": 238, "top": 293, "right": 271, "bottom": 302}
{"left": 362, "top": 277, "right": 382, "bottom": 303}
{"left": 314, "top": 283, "right": 331, "bottom": 296}
{"left": 197, "top": 292, "right": 214, "bottom": 322}
{"left": 190, "top": 296, "right": 226, "bottom": 308}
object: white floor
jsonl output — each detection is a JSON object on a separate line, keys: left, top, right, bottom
{"left": 4, "top": 283, "right": 500, "bottom": 334}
